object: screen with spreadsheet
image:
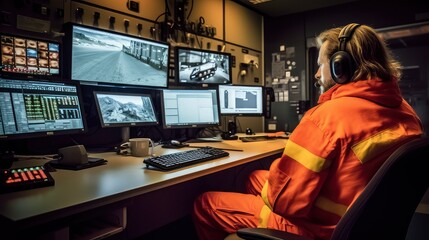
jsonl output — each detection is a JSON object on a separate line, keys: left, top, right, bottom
{"left": 161, "top": 88, "right": 220, "bottom": 129}
{"left": 0, "top": 78, "right": 86, "bottom": 140}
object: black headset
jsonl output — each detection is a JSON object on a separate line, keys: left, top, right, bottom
{"left": 330, "top": 23, "right": 361, "bottom": 84}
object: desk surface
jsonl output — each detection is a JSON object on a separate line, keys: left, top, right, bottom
{"left": 0, "top": 138, "right": 286, "bottom": 229}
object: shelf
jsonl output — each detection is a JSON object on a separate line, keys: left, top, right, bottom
{"left": 70, "top": 207, "right": 127, "bottom": 240}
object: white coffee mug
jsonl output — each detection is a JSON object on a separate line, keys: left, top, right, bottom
{"left": 129, "top": 138, "right": 154, "bottom": 157}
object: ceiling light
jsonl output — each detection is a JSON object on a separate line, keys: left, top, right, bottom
{"left": 248, "top": 0, "right": 272, "bottom": 5}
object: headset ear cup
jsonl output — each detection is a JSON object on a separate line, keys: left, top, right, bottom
{"left": 330, "top": 50, "right": 354, "bottom": 84}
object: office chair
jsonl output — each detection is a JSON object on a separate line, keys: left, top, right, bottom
{"left": 226, "top": 136, "right": 429, "bottom": 240}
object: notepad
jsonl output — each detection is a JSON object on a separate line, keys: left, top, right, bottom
{"left": 48, "top": 157, "right": 107, "bottom": 170}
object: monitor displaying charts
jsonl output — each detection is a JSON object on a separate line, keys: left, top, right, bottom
{"left": 0, "top": 78, "right": 86, "bottom": 140}
{"left": 218, "top": 85, "right": 263, "bottom": 115}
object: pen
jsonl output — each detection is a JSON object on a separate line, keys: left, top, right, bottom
{"left": 187, "top": 145, "right": 243, "bottom": 152}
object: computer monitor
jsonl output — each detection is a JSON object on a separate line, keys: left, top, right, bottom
{"left": 218, "top": 85, "right": 264, "bottom": 115}
{"left": 64, "top": 23, "right": 170, "bottom": 88}
{"left": 93, "top": 91, "right": 158, "bottom": 142}
{"left": 0, "top": 78, "right": 86, "bottom": 140}
{"left": 93, "top": 91, "right": 158, "bottom": 128}
{"left": 1, "top": 33, "right": 60, "bottom": 79}
{"left": 175, "top": 46, "right": 232, "bottom": 86}
{"left": 161, "top": 88, "right": 220, "bottom": 129}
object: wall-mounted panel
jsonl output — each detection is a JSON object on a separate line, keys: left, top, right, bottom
{"left": 74, "top": 0, "right": 165, "bottom": 21}
{"left": 68, "top": 1, "right": 156, "bottom": 39}
{"left": 186, "top": 0, "right": 224, "bottom": 40}
{"left": 225, "top": 0, "right": 262, "bottom": 51}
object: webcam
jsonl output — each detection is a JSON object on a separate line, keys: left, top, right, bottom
{"left": 245, "top": 128, "right": 254, "bottom": 135}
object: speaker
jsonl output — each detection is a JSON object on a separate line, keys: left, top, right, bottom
{"left": 58, "top": 145, "right": 88, "bottom": 166}
{"left": 330, "top": 23, "right": 361, "bottom": 84}
{"left": 264, "top": 87, "right": 275, "bottom": 118}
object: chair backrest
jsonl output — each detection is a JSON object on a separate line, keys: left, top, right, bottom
{"left": 331, "top": 137, "right": 429, "bottom": 240}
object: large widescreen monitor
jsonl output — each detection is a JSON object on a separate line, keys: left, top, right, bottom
{"left": 64, "top": 23, "right": 170, "bottom": 88}
{"left": 218, "top": 85, "right": 263, "bottom": 115}
{"left": 0, "top": 78, "right": 86, "bottom": 140}
{"left": 161, "top": 88, "right": 220, "bottom": 129}
{"left": 93, "top": 91, "right": 158, "bottom": 128}
{"left": 1, "top": 33, "right": 60, "bottom": 79}
{"left": 175, "top": 46, "right": 232, "bottom": 86}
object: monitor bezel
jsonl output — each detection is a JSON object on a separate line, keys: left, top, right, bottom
{"left": 160, "top": 88, "right": 221, "bottom": 129}
{"left": 0, "top": 32, "right": 61, "bottom": 80}
{"left": 0, "top": 78, "right": 87, "bottom": 141}
{"left": 93, "top": 91, "right": 159, "bottom": 128}
{"left": 174, "top": 46, "right": 232, "bottom": 87}
{"left": 63, "top": 22, "right": 170, "bottom": 89}
{"left": 218, "top": 84, "right": 264, "bottom": 116}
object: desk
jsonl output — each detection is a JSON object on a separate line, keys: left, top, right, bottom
{"left": 0, "top": 138, "right": 286, "bottom": 239}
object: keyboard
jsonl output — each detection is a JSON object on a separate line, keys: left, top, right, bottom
{"left": 1, "top": 165, "right": 55, "bottom": 193}
{"left": 143, "top": 147, "right": 229, "bottom": 171}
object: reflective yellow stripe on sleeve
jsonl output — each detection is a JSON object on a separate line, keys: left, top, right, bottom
{"left": 352, "top": 126, "right": 406, "bottom": 164}
{"left": 258, "top": 205, "right": 272, "bottom": 228}
{"left": 260, "top": 181, "right": 272, "bottom": 209}
{"left": 315, "top": 196, "right": 348, "bottom": 217}
{"left": 285, "top": 140, "right": 331, "bottom": 172}
{"left": 259, "top": 181, "right": 272, "bottom": 228}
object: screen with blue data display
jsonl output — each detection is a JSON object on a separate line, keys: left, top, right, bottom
{"left": 0, "top": 78, "right": 86, "bottom": 140}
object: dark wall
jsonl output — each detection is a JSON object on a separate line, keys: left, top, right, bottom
{"left": 264, "top": 0, "right": 429, "bottom": 133}
{"left": 265, "top": 0, "right": 429, "bottom": 90}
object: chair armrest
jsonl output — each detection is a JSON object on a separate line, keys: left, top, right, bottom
{"left": 236, "top": 228, "right": 313, "bottom": 240}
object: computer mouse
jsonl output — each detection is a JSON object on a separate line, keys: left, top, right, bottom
{"left": 171, "top": 140, "right": 182, "bottom": 146}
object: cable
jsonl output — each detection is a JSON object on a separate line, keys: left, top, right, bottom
{"left": 154, "top": 12, "right": 167, "bottom": 23}
{"left": 152, "top": 12, "right": 167, "bottom": 40}
{"left": 165, "top": 0, "right": 172, "bottom": 17}
{"left": 14, "top": 154, "right": 59, "bottom": 161}
{"left": 187, "top": 0, "right": 194, "bottom": 20}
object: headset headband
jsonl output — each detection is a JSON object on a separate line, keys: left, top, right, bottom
{"left": 338, "top": 23, "right": 361, "bottom": 51}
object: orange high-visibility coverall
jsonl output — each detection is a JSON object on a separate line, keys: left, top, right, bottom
{"left": 193, "top": 78, "right": 423, "bottom": 240}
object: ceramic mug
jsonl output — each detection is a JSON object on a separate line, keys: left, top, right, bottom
{"left": 129, "top": 138, "right": 154, "bottom": 157}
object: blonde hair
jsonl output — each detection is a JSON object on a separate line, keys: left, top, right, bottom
{"left": 316, "top": 24, "right": 402, "bottom": 81}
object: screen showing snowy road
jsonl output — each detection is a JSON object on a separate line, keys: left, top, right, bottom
{"left": 64, "top": 23, "right": 170, "bottom": 88}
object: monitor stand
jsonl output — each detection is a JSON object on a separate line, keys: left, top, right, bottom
{"left": 121, "top": 127, "right": 130, "bottom": 143}
{"left": 186, "top": 128, "right": 223, "bottom": 143}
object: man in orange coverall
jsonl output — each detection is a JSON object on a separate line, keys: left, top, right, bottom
{"left": 192, "top": 23, "right": 423, "bottom": 240}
